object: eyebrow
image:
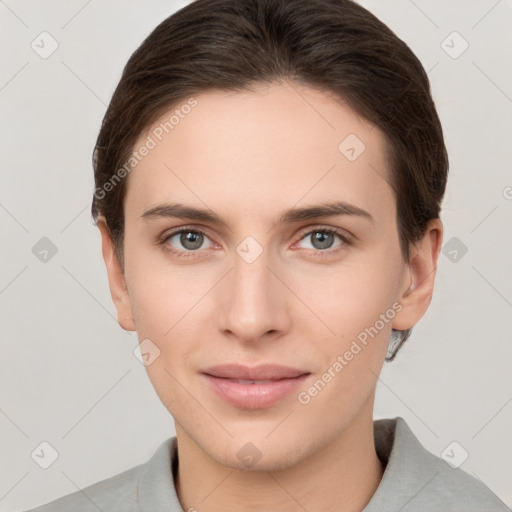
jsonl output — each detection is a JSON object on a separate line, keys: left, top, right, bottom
{"left": 141, "top": 201, "right": 374, "bottom": 227}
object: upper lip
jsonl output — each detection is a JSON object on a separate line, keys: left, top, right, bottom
{"left": 202, "top": 364, "right": 309, "bottom": 380}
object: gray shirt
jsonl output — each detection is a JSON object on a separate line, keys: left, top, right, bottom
{"left": 24, "top": 417, "right": 509, "bottom": 511}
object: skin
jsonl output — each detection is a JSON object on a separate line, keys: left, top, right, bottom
{"left": 98, "top": 80, "right": 442, "bottom": 512}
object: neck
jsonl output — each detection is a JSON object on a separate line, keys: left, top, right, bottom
{"left": 174, "top": 400, "right": 383, "bottom": 512}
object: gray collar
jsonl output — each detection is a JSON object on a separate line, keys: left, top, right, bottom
{"left": 136, "top": 417, "right": 507, "bottom": 512}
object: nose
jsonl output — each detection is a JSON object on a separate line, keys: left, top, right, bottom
{"left": 216, "top": 245, "right": 292, "bottom": 344}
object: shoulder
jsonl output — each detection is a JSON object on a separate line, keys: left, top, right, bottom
{"left": 412, "top": 443, "right": 509, "bottom": 511}
{"left": 22, "top": 464, "right": 141, "bottom": 512}
{"left": 366, "top": 417, "right": 510, "bottom": 512}
{"left": 21, "top": 437, "right": 178, "bottom": 512}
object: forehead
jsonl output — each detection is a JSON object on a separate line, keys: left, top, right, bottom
{"left": 125, "top": 81, "right": 395, "bottom": 225}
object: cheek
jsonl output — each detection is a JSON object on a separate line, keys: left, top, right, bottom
{"left": 124, "top": 262, "right": 200, "bottom": 414}
{"left": 125, "top": 245, "right": 211, "bottom": 336}
{"left": 128, "top": 268, "right": 201, "bottom": 420}
{"left": 295, "top": 268, "right": 395, "bottom": 418}
{"left": 295, "top": 343, "right": 385, "bottom": 443}
{"left": 291, "top": 249, "right": 402, "bottom": 410}
{"left": 124, "top": 248, "right": 210, "bottom": 368}
{"left": 297, "top": 253, "right": 402, "bottom": 342}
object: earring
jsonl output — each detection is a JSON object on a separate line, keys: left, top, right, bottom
{"left": 386, "top": 329, "right": 403, "bottom": 360}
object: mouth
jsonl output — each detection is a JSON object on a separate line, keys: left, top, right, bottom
{"left": 224, "top": 379, "right": 276, "bottom": 384}
{"left": 201, "top": 364, "right": 310, "bottom": 409}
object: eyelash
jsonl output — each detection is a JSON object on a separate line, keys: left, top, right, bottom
{"left": 158, "top": 226, "right": 353, "bottom": 259}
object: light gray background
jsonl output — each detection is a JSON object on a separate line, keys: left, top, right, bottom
{"left": 1, "top": 1, "right": 511, "bottom": 510}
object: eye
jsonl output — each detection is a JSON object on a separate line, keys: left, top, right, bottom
{"left": 162, "top": 228, "right": 214, "bottom": 254}
{"left": 296, "top": 228, "right": 349, "bottom": 252}
{"left": 159, "top": 226, "right": 351, "bottom": 258}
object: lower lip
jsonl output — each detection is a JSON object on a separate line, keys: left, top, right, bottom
{"left": 202, "top": 374, "right": 310, "bottom": 409}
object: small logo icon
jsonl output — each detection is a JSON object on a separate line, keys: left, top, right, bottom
{"left": 236, "top": 442, "right": 262, "bottom": 467}
{"left": 442, "top": 236, "right": 468, "bottom": 263}
{"left": 31, "top": 441, "right": 59, "bottom": 469}
{"left": 441, "top": 441, "right": 469, "bottom": 468}
{"left": 338, "top": 134, "right": 366, "bottom": 162}
{"left": 133, "top": 338, "right": 161, "bottom": 366}
{"left": 441, "top": 31, "right": 469, "bottom": 59}
{"left": 236, "top": 236, "right": 263, "bottom": 264}
{"left": 32, "top": 237, "right": 58, "bottom": 263}
{"left": 31, "top": 31, "right": 59, "bottom": 59}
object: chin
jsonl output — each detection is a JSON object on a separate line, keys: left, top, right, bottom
{"left": 195, "top": 429, "right": 315, "bottom": 473}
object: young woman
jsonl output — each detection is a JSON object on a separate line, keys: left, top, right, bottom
{"left": 25, "top": 0, "right": 508, "bottom": 510}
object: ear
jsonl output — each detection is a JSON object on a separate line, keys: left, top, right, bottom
{"left": 392, "top": 219, "right": 443, "bottom": 331}
{"left": 97, "top": 216, "right": 136, "bottom": 331}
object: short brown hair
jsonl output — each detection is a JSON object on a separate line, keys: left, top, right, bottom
{"left": 91, "top": 0, "right": 448, "bottom": 359}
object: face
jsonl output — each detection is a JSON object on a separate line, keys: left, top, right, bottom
{"left": 99, "top": 81, "right": 441, "bottom": 471}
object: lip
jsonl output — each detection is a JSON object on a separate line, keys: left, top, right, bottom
{"left": 202, "top": 364, "right": 310, "bottom": 409}
{"left": 202, "top": 363, "right": 308, "bottom": 380}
